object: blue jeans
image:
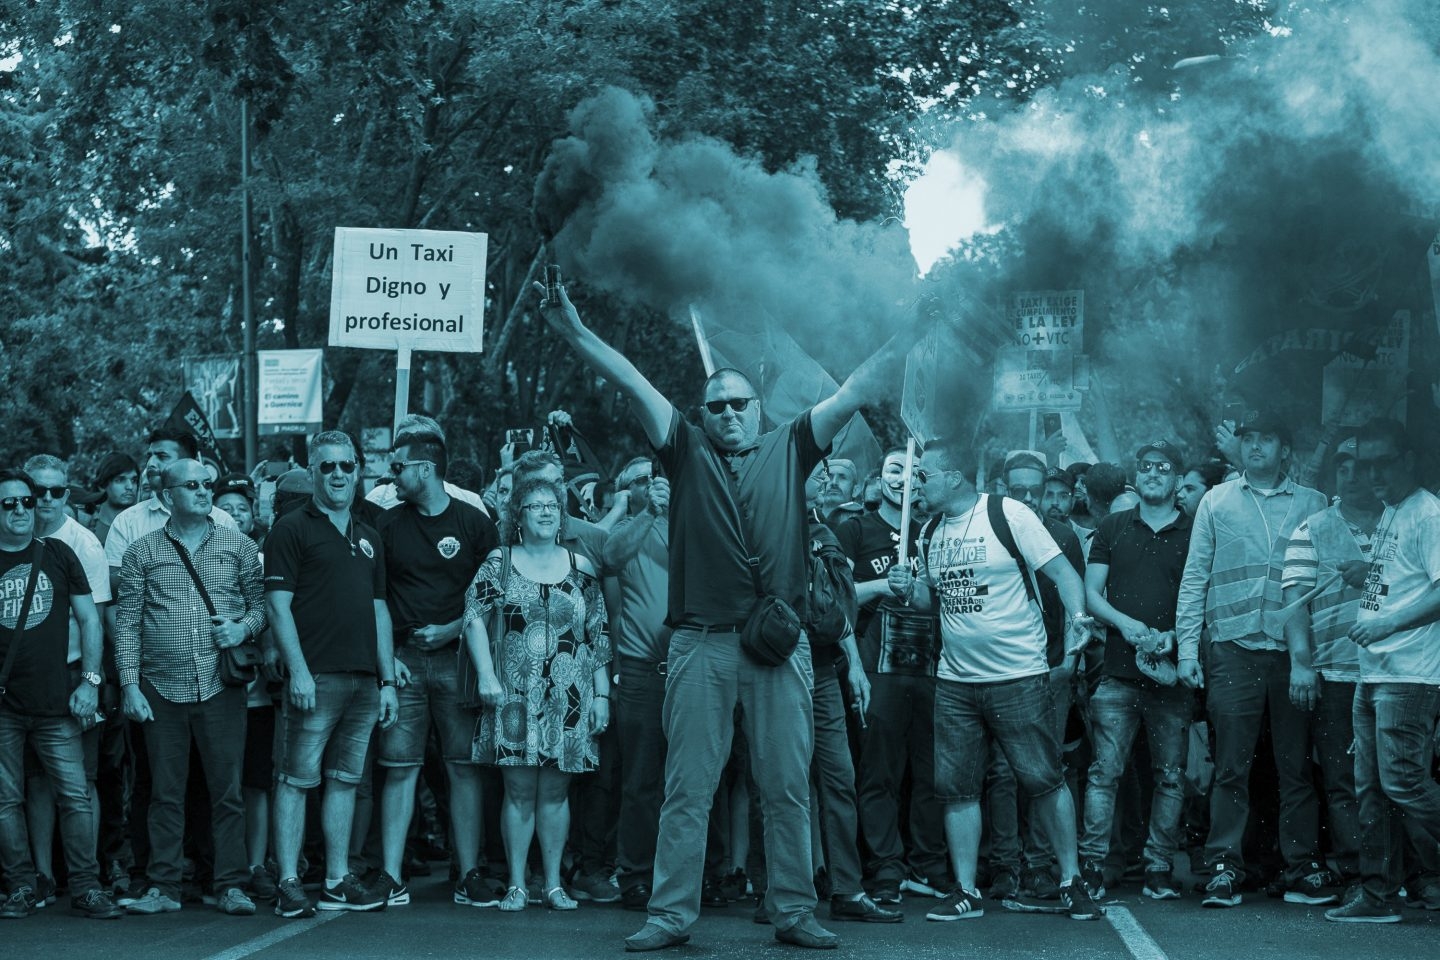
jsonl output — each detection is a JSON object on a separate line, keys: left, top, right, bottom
{"left": 1079, "top": 677, "right": 1190, "bottom": 872}
{"left": 1353, "top": 682, "right": 1440, "bottom": 905}
{"left": 276, "top": 672, "right": 379, "bottom": 788}
{"left": 986, "top": 674, "right": 1073, "bottom": 873}
{"left": 934, "top": 674, "right": 1062, "bottom": 804}
{"left": 0, "top": 707, "right": 101, "bottom": 894}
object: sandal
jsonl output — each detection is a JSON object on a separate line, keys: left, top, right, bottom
{"left": 499, "top": 885, "right": 527, "bottom": 912}
{"left": 545, "top": 885, "right": 578, "bottom": 911}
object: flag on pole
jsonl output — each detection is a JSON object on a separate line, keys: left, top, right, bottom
{"left": 166, "top": 391, "right": 230, "bottom": 475}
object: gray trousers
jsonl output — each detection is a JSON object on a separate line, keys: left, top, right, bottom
{"left": 648, "top": 628, "right": 816, "bottom": 934}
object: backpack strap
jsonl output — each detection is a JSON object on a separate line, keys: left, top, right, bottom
{"left": 916, "top": 513, "right": 945, "bottom": 591}
{"left": 987, "top": 494, "right": 1039, "bottom": 609}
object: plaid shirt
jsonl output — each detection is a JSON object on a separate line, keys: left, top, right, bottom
{"left": 114, "top": 519, "right": 266, "bottom": 703}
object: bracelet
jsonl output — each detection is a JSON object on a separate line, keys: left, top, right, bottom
{"left": 595, "top": 694, "right": 610, "bottom": 700}
{"left": 378, "top": 679, "right": 396, "bottom": 689}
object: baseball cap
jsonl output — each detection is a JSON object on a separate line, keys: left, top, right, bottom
{"left": 1134, "top": 440, "right": 1184, "bottom": 469}
{"left": 213, "top": 473, "right": 257, "bottom": 501}
{"left": 1042, "top": 467, "right": 1074, "bottom": 490}
{"left": 1234, "top": 411, "right": 1293, "bottom": 446}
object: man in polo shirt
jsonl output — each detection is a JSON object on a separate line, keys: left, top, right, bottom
{"left": 605, "top": 457, "right": 674, "bottom": 911}
{"left": 0, "top": 469, "right": 120, "bottom": 920}
{"left": 114, "top": 459, "right": 265, "bottom": 917}
{"left": 365, "top": 415, "right": 490, "bottom": 515}
{"left": 1325, "top": 418, "right": 1440, "bottom": 923}
{"left": 1176, "top": 412, "right": 1330, "bottom": 908}
{"left": 371, "top": 430, "right": 499, "bottom": 908}
{"left": 265, "top": 432, "right": 398, "bottom": 919}
{"left": 1079, "top": 440, "right": 1193, "bottom": 902}
{"left": 538, "top": 283, "right": 894, "bottom": 951}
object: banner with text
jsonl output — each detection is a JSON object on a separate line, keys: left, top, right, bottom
{"left": 1007, "top": 290, "right": 1084, "bottom": 351}
{"left": 258, "top": 349, "right": 324, "bottom": 436}
{"left": 328, "top": 227, "right": 487, "bottom": 352}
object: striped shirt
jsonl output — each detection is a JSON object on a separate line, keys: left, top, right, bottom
{"left": 1281, "top": 506, "right": 1368, "bottom": 682}
{"left": 114, "top": 519, "right": 265, "bottom": 703}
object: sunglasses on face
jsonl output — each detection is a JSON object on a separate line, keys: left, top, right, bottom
{"left": 319, "top": 460, "right": 358, "bottom": 476}
{"left": 166, "top": 479, "right": 215, "bottom": 492}
{"left": 914, "top": 468, "right": 945, "bottom": 484}
{"left": 1, "top": 496, "right": 36, "bottom": 512}
{"left": 1007, "top": 484, "right": 1042, "bottom": 500}
{"left": 36, "top": 486, "right": 69, "bottom": 500}
{"left": 388, "top": 459, "right": 429, "bottom": 476}
{"left": 521, "top": 502, "right": 561, "bottom": 514}
{"left": 1135, "top": 461, "right": 1175, "bottom": 475}
{"left": 703, "top": 397, "right": 754, "bottom": 415}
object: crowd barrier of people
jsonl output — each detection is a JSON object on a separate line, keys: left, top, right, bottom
{"left": 2, "top": 285, "right": 1437, "bottom": 951}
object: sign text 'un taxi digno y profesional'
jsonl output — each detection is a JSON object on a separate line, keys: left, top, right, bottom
{"left": 328, "top": 227, "right": 488, "bottom": 426}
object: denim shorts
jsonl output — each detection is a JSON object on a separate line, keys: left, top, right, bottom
{"left": 934, "top": 673, "right": 1063, "bottom": 803}
{"left": 276, "top": 672, "right": 378, "bottom": 788}
{"left": 378, "top": 645, "right": 477, "bottom": 766}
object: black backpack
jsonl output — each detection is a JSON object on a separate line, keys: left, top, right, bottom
{"left": 806, "top": 521, "right": 858, "bottom": 645}
{"left": 917, "top": 495, "right": 1041, "bottom": 610}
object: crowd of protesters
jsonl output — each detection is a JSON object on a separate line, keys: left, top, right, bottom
{"left": 1, "top": 286, "right": 1437, "bottom": 950}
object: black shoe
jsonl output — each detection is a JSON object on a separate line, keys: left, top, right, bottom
{"left": 248, "top": 865, "right": 279, "bottom": 902}
{"left": 753, "top": 893, "right": 771, "bottom": 925}
{"left": 872, "top": 882, "right": 902, "bottom": 905}
{"left": 1285, "top": 863, "right": 1341, "bottom": 905}
{"left": 453, "top": 868, "right": 498, "bottom": 908}
{"left": 926, "top": 888, "right": 984, "bottom": 921}
{"left": 1061, "top": 878, "right": 1105, "bottom": 920}
{"left": 34, "top": 875, "right": 57, "bottom": 908}
{"left": 987, "top": 868, "right": 1019, "bottom": 901}
{"left": 1, "top": 885, "right": 38, "bottom": 919}
{"left": 829, "top": 894, "right": 903, "bottom": 923}
{"left": 718, "top": 868, "right": 748, "bottom": 902}
{"left": 1080, "top": 860, "right": 1107, "bottom": 901}
{"left": 1020, "top": 866, "right": 1060, "bottom": 900}
{"left": 776, "top": 914, "right": 839, "bottom": 949}
{"left": 316, "top": 873, "right": 385, "bottom": 912}
{"left": 71, "top": 889, "right": 123, "bottom": 920}
{"left": 1202, "top": 865, "right": 1241, "bottom": 908}
{"left": 275, "top": 878, "right": 315, "bottom": 918}
{"left": 701, "top": 877, "right": 729, "bottom": 907}
{"left": 622, "top": 883, "right": 652, "bottom": 911}
{"left": 370, "top": 870, "right": 410, "bottom": 907}
{"left": 624, "top": 924, "right": 690, "bottom": 952}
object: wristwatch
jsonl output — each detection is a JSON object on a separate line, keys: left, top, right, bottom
{"left": 378, "top": 678, "right": 397, "bottom": 690}
{"left": 81, "top": 671, "right": 103, "bottom": 687}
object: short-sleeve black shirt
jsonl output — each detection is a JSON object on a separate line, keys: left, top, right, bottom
{"left": 1088, "top": 506, "right": 1193, "bottom": 683}
{"left": 0, "top": 539, "right": 91, "bottom": 717}
{"left": 655, "top": 406, "right": 827, "bottom": 625}
{"left": 264, "top": 501, "right": 386, "bottom": 675}
{"left": 379, "top": 498, "right": 497, "bottom": 642}
{"left": 834, "top": 510, "right": 931, "bottom": 669}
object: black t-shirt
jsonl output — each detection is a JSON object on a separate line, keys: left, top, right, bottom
{"left": 1038, "top": 516, "right": 1086, "bottom": 668}
{"left": 656, "top": 407, "right": 827, "bottom": 625}
{"left": 1088, "top": 507, "right": 1193, "bottom": 683}
{"left": 834, "top": 510, "right": 932, "bottom": 670}
{"left": 0, "top": 539, "right": 91, "bottom": 717}
{"left": 264, "top": 502, "right": 386, "bottom": 675}
{"left": 379, "top": 498, "right": 497, "bottom": 640}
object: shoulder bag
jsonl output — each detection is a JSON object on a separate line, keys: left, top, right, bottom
{"left": 169, "top": 535, "right": 260, "bottom": 687}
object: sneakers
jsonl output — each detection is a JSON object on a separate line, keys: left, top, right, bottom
{"left": 902, "top": 872, "right": 946, "bottom": 899}
{"left": 701, "top": 876, "right": 730, "bottom": 908}
{"left": 1325, "top": 896, "right": 1401, "bottom": 923}
{"left": 275, "top": 877, "right": 315, "bottom": 918}
{"left": 248, "top": 864, "right": 279, "bottom": 902}
{"left": 498, "top": 885, "right": 527, "bottom": 912}
{"left": 453, "top": 868, "right": 500, "bottom": 907}
{"left": 72, "top": 889, "right": 124, "bottom": 920}
{"left": 34, "top": 874, "right": 57, "bottom": 907}
{"left": 217, "top": 888, "right": 257, "bottom": 916}
{"left": 0, "top": 886, "right": 38, "bottom": 920}
{"left": 1405, "top": 880, "right": 1440, "bottom": 910}
{"left": 1202, "top": 865, "right": 1241, "bottom": 908}
{"left": 1060, "top": 877, "right": 1105, "bottom": 921}
{"left": 717, "top": 868, "right": 748, "bottom": 902}
{"left": 1142, "top": 869, "right": 1181, "bottom": 900}
{"left": 570, "top": 871, "right": 621, "bottom": 903}
{"left": 926, "top": 888, "right": 984, "bottom": 921}
{"left": 316, "top": 873, "right": 386, "bottom": 912}
{"left": 1285, "top": 863, "right": 1340, "bottom": 905}
{"left": 986, "top": 867, "right": 1020, "bottom": 901}
{"left": 1080, "top": 861, "right": 1106, "bottom": 901}
{"left": 125, "top": 886, "right": 182, "bottom": 914}
{"left": 1020, "top": 866, "right": 1060, "bottom": 900}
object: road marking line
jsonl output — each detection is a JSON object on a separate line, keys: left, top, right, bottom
{"left": 1106, "top": 905, "right": 1170, "bottom": 960}
{"left": 199, "top": 911, "right": 342, "bottom": 960}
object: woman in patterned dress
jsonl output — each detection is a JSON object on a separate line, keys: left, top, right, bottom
{"left": 462, "top": 476, "right": 610, "bottom": 911}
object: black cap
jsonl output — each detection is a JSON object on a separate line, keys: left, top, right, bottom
{"left": 1043, "top": 467, "right": 1074, "bottom": 490}
{"left": 213, "top": 473, "right": 257, "bottom": 501}
{"left": 1134, "top": 440, "right": 1184, "bottom": 469}
{"left": 1234, "top": 412, "right": 1293, "bottom": 447}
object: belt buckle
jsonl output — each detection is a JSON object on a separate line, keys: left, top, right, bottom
{"left": 656, "top": 661, "right": 667, "bottom": 677}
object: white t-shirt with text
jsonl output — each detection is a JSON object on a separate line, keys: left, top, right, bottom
{"left": 1357, "top": 488, "right": 1440, "bottom": 683}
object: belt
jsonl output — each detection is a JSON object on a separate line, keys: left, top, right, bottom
{"left": 674, "top": 622, "right": 743, "bottom": 635}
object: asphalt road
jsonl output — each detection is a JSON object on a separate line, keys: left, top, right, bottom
{"left": 4, "top": 875, "right": 1437, "bottom": 960}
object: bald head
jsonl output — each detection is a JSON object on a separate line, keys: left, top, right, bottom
{"left": 160, "top": 459, "right": 213, "bottom": 519}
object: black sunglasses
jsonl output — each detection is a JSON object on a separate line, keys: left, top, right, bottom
{"left": 704, "top": 397, "right": 754, "bottom": 415}
{"left": 166, "top": 479, "right": 215, "bottom": 492}
{"left": 36, "top": 486, "right": 69, "bottom": 500}
{"left": 1, "top": 496, "right": 36, "bottom": 512}
{"left": 319, "top": 460, "right": 357, "bottom": 476}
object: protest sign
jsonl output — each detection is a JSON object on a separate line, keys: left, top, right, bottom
{"left": 257, "top": 349, "right": 324, "bottom": 436}
{"left": 993, "top": 346, "right": 1082, "bottom": 412}
{"left": 1007, "top": 290, "right": 1084, "bottom": 351}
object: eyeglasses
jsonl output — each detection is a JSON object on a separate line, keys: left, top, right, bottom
{"left": 388, "top": 459, "right": 429, "bottom": 476}
{"left": 1355, "top": 453, "right": 1403, "bottom": 473}
{"left": 1135, "top": 461, "right": 1175, "bottom": 475}
{"left": 915, "top": 468, "right": 947, "bottom": 484}
{"left": 1007, "top": 484, "right": 1042, "bottom": 500}
{"left": 36, "top": 486, "right": 69, "bottom": 500}
{"left": 319, "top": 460, "right": 358, "bottom": 476}
{"left": 521, "top": 502, "right": 562, "bottom": 514}
{"left": 165, "top": 479, "right": 215, "bottom": 492}
{"left": 703, "top": 397, "right": 754, "bottom": 415}
{"left": 625, "top": 475, "right": 653, "bottom": 490}
{"left": 1, "top": 496, "right": 36, "bottom": 512}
